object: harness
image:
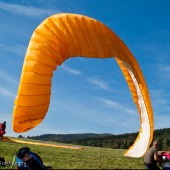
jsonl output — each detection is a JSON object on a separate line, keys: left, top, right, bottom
{"left": 12, "top": 151, "right": 46, "bottom": 169}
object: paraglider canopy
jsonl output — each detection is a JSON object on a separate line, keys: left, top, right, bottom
{"left": 12, "top": 13, "right": 154, "bottom": 158}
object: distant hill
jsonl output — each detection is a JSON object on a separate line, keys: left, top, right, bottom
{"left": 25, "top": 128, "right": 170, "bottom": 151}
{"left": 27, "top": 133, "right": 113, "bottom": 142}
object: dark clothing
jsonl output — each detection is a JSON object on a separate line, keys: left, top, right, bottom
{"left": 144, "top": 162, "right": 160, "bottom": 170}
{"left": 16, "top": 147, "right": 46, "bottom": 170}
{"left": 0, "top": 122, "right": 6, "bottom": 137}
{"left": 24, "top": 158, "right": 45, "bottom": 170}
{"left": 0, "top": 157, "right": 5, "bottom": 167}
{"left": 17, "top": 156, "right": 46, "bottom": 170}
{"left": 144, "top": 146, "right": 160, "bottom": 170}
{"left": 1, "top": 123, "right": 6, "bottom": 130}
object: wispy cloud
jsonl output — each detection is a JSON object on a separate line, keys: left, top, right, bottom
{"left": 87, "top": 77, "right": 112, "bottom": 91}
{"left": 0, "top": 43, "right": 26, "bottom": 57}
{"left": 150, "top": 89, "right": 170, "bottom": 115}
{"left": 0, "top": 69, "right": 18, "bottom": 85}
{"left": 0, "top": 1, "right": 56, "bottom": 17}
{"left": 135, "top": 42, "right": 170, "bottom": 61}
{"left": 152, "top": 92, "right": 168, "bottom": 105}
{"left": 158, "top": 65, "right": 170, "bottom": 80}
{"left": 61, "top": 64, "right": 81, "bottom": 75}
{"left": 0, "top": 86, "right": 15, "bottom": 98}
{"left": 99, "top": 98, "right": 136, "bottom": 115}
{"left": 100, "top": 98, "right": 120, "bottom": 108}
{"left": 155, "top": 114, "right": 170, "bottom": 129}
{"left": 161, "top": 65, "right": 170, "bottom": 72}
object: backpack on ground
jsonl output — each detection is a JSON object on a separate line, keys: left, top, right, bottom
{"left": 0, "top": 157, "right": 5, "bottom": 167}
{"left": 12, "top": 147, "right": 46, "bottom": 170}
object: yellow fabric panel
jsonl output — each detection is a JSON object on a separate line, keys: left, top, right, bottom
{"left": 12, "top": 13, "right": 154, "bottom": 157}
{"left": 5, "top": 137, "right": 84, "bottom": 150}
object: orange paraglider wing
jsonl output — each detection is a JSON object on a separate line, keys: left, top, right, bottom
{"left": 12, "top": 13, "right": 154, "bottom": 157}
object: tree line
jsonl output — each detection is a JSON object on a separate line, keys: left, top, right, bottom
{"left": 20, "top": 128, "right": 170, "bottom": 150}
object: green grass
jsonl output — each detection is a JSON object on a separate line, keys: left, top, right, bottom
{"left": 0, "top": 137, "right": 146, "bottom": 169}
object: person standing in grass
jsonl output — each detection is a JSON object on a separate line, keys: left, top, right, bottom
{"left": 0, "top": 121, "right": 6, "bottom": 140}
{"left": 144, "top": 140, "right": 162, "bottom": 170}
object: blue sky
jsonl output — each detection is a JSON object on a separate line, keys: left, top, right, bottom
{"left": 0, "top": 0, "right": 170, "bottom": 137}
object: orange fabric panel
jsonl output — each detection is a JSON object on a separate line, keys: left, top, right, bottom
{"left": 14, "top": 94, "right": 50, "bottom": 106}
{"left": 23, "top": 61, "right": 54, "bottom": 75}
{"left": 18, "top": 84, "right": 51, "bottom": 95}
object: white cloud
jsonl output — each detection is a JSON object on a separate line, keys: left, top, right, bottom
{"left": 87, "top": 78, "right": 112, "bottom": 91}
{"left": 99, "top": 98, "right": 136, "bottom": 115}
{"left": 161, "top": 66, "right": 170, "bottom": 72}
{"left": 155, "top": 114, "right": 170, "bottom": 129}
{"left": 0, "top": 1, "right": 56, "bottom": 17}
{"left": 61, "top": 64, "right": 81, "bottom": 75}
{"left": 0, "top": 86, "right": 15, "bottom": 98}
{"left": 151, "top": 89, "right": 169, "bottom": 105}
{"left": 100, "top": 98, "right": 120, "bottom": 108}
{"left": 159, "top": 65, "right": 170, "bottom": 79}
{"left": 0, "top": 69, "right": 18, "bottom": 85}
{"left": 0, "top": 43, "right": 26, "bottom": 57}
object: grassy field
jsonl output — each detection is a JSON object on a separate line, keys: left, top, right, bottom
{"left": 0, "top": 137, "right": 146, "bottom": 169}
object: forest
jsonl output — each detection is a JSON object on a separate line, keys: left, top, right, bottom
{"left": 21, "top": 128, "right": 170, "bottom": 151}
